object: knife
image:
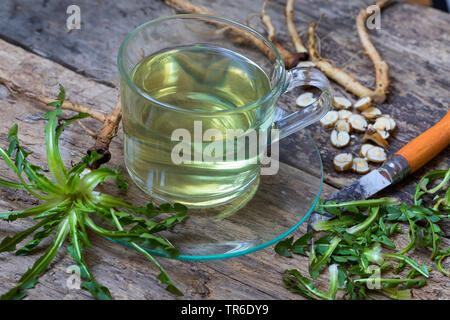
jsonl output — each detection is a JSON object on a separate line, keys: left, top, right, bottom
{"left": 307, "top": 109, "right": 450, "bottom": 231}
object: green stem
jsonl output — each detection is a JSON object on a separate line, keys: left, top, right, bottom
{"left": 310, "top": 236, "right": 341, "bottom": 276}
{"left": 320, "top": 198, "right": 399, "bottom": 209}
{"left": 398, "top": 208, "right": 416, "bottom": 254}
{"left": 346, "top": 206, "right": 379, "bottom": 235}
{"left": 436, "top": 252, "right": 450, "bottom": 277}
{"left": 328, "top": 264, "right": 339, "bottom": 300}
{"left": 384, "top": 253, "right": 429, "bottom": 277}
{"left": 283, "top": 269, "right": 331, "bottom": 300}
{"left": 68, "top": 209, "right": 82, "bottom": 259}
{"left": 353, "top": 277, "right": 426, "bottom": 287}
{"left": 425, "top": 217, "right": 439, "bottom": 260}
{"left": 83, "top": 215, "right": 141, "bottom": 240}
{"left": 44, "top": 109, "right": 67, "bottom": 186}
{"left": 312, "top": 216, "right": 356, "bottom": 231}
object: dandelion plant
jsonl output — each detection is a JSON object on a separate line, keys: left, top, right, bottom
{"left": 0, "top": 86, "right": 187, "bottom": 299}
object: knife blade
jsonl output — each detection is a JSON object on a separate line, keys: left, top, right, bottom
{"left": 307, "top": 109, "right": 450, "bottom": 231}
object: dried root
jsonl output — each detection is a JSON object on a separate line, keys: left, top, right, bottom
{"left": 354, "top": 97, "right": 372, "bottom": 112}
{"left": 331, "top": 130, "right": 350, "bottom": 148}
{"left": 361, "top": 106, "right": 382, "bottom": 120}
{"left": 285, "top": 0, "right": 308, "bottom": 59}
{"left": 348, "top": 114, "right": 368, "bottom": 132}
{"left": 333, "top": 96, "right": 352, "bottom": 110}
{"left": 164, "top": 0, "right": 210, "bottom": 14}
{"left": 338, "top": 110, "right": 352, "bottom": 121}
{"left": 362, "top": 126, "right": 389, "bottom": 148}
{"left": 0, "top": 77, "right": 107, "bottom": 122}
{"left": 307, "top": 22, "right": 374, "bottom": 99}
{"left": 352, "top": 157, "right": 370, "bottom": 174}
{"left": 306, "top": 1, "right": 391, "bottom": 102}
{"left": 164, "top": 0, "right": 306, "bottom": 68}
{"left": 359, "top": 144, "right": 375, "bottom": 158}
{"left": 335, "top": 119, "right": 351, "bottom": 133}
{"left": 296, "top": 92, "right": 316, "bottom": 107}
{"left": 320, "top": 111, "right": 339, "bottom": 128}
{"left": 261, "top": 0, "right": 305, "bottom": 68}
{"left": 87, "top": 97, "right": 122, "bottom": 169}
{"left": 356, "top": 0, "right": 391, "bottom": 102}
{"left": 366, "top": 146, "right": 387, "bottom": 163}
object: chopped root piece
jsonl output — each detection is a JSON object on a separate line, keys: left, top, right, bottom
{"left": 352, "top": 157, "right": 370, "bottom": 174}
{"left": 366, "top": 146, "right": 387, "bottom": 163}
{"left": 354, "top": 97, "right": 372, "bottom": 111}
{"left": 378, "top": 130, "right": 390, "bottom": 140}
{"left": 338, "top": 110, "right": 353, "bottom": 121}
{"left": 359, "top": 143, "right": 375, "bottom": 158}
{"left": 361, "top": 106, "right": 382, "bottom": 120}
{"left": 379, "top": 115, "right": 396, "bottom": 131}
{"left": 296, "top": 92, "right": 316, "bottom": 107}
{"left": 348, "top": 114, "right": 368, "bottom": 132}
{"left": 333, "top": 153, "right": 353, "bottom": 172}
{"left": 320, "top": 110, "right": 339, "bottom": 128}
{"left": 333, "top": 97, "right": 352, "bottom": 110}
{"left": 362, "top": 126, "right": 389, "bottom": 148}
{"left": 331, "top": 130, "right": 350, "bottom": 148}
{"left": 335, "top": 119, "right": 351, "bottom": 133}
{"left": 374, "top": 117, "right": 393, "bottom": 132}
{"left": 297, "top": 61, "right": 316, "bottom": 68}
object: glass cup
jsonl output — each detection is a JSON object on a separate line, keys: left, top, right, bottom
{"left": 118, "top": 14, "right": 332, "bottom": 214}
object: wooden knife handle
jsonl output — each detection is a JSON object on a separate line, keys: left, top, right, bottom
{"left": 396, "top": 109, "right": 450, "bottom": 173}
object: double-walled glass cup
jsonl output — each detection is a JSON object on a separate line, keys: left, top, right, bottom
{"left": 118, "top": 14, "right": 332, "bottom": 215}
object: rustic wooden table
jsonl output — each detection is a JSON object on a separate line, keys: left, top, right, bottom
{"left": 0, "top": 0, "right": 449, "bottom": 299}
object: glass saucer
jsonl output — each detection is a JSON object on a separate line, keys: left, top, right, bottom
{"left": 110, "top": 132, "right": 323, "bottom": 261}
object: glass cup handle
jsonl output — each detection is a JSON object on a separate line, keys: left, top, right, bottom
{"left": 272, "top": 67, "right": 333, "bottom": 141}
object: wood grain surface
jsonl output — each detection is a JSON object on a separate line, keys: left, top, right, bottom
{"left": 0, "top": 0, "right": 449, "bottom": 300}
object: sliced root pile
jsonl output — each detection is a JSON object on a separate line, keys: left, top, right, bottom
{"left": 338, "top": 110, "right": 353, "bottom": 121}
{"left": 335, "top": 119, "right": 351, "bottom": 133}
{"left": 331, "top": 130, "right": 350, "bottom": 148}
{"left": 333, "top": 153, "right": 353, "bottom": 172}
{"left": 352, "top": 157, "right": 370, "bottom": 174}
{"left": 333, "top": 96, "right": 352, "bottom": 110}
{"left": 348, "top": 114, "right": 368, "bottom": 133}
{"left": 359, "top": 143, "right": 375, "bottom": 158}
{"left": 366, "top": 146, "right": 387, "bottom": 163}
{"left": 362, "top": 126, "right": 389, "bottom": 148}
{"left": 320, "top": 111, "right": 339, "bottom": 128}
{"left": 354, "top": 97, "right": 372, "bottom": 112}
{"left": 296, "top": 92, "right": 316, "bottom": 107}
{"left": 361, "top": 106, "right": 382, "bottom": 120}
